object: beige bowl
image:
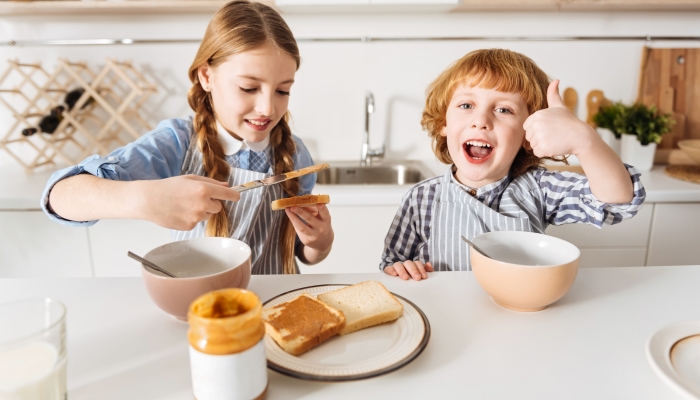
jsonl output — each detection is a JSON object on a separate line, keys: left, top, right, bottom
{"left": 470, "top": 231, "right": 580, "bottom": 312}
{"left": 678, "top": 140, "right": 700, "bottom": 165}
{"left": 141, "top": 237, "right": 252, "bottom": 320}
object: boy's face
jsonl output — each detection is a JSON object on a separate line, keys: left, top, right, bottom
{"left": 198, "top": 41, "right": 297, "bottom": 143}
{"left": 441, "top": 84, "right": 529, "bottom": 188}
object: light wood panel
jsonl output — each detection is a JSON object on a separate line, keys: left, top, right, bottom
{"left": 638, "top": 48, "right": 700, "bottom": 153}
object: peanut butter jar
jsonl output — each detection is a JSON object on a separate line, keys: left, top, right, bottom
{"left": 188, "top": 289, "right": 267, "bottom": 400}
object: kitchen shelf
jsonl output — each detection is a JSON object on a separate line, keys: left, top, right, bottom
{"left": 1, "top": 0, "right": 699, "bottom": 16}
{"left": 0, "top": 0, "right": 275, "bottom": 16}
{"left": 453, "top": 0, "right": 700, "bottom": 12}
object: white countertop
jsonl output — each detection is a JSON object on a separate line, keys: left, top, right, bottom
{"left": 2, "top": 162, "right": 699, "bottom": 210}
{"left": 1, "top": 267, "right": 699, "bottom": 399}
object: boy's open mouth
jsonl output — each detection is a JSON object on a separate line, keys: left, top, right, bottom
{"left": 463, "top": 140, "right": 494, "bottom": 164}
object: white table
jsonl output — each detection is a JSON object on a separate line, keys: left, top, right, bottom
{"left": 2, "top": 267, "right": 699, "bottom": 399}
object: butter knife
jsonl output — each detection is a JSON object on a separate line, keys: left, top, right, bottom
{"left": 232, "top": 163, "right": 330, "bottom": 193}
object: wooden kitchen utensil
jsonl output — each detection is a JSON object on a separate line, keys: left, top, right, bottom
{"left": 585, "top": 89, "right": 610, "bottom": 127}
{"left": 563, "top": 87, "right": 578, "bottom": 116}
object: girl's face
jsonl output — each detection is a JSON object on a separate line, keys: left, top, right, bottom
{"left": 441, "top": 84, "right": 530, "bottom": 188}
{"left": 198, "top": 41, "right": 297, "bottom": 143}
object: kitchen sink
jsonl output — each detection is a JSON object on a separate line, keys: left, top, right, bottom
{"left": 316, "top": 160, "right": 434, "bottom": 185}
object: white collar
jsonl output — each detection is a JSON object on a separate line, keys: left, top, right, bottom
{"left": 216, "top": 120, "right": 270, "bottom": 156}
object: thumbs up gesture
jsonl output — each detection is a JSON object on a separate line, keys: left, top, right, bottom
{"left": 523, "top": 80, "right": 597, "bottom": 158}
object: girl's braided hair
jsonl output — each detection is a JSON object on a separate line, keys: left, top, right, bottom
{"left": 187, "top": 0, "right": 301, "bottom": 274}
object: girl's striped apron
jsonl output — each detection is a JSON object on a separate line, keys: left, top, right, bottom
{"left": 429, "top": 172, "right": 546, "bottom": 272}
{"left": 171, "top": 143, "right": 289, "bottom": 275}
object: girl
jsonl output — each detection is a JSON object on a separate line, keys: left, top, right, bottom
{"left": 42, "top": 1, "right": 333, "bottom": 274}
{"left": 381, "top": 49, "right": 646, "bottom": 280}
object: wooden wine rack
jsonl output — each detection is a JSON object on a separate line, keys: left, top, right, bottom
{"left": 0, "top": 58, "right": 157, "bottom": 173}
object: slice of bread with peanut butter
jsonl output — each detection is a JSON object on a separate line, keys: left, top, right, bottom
{"left": 270, "top": 194, "right": 330, "bottom": 211}
{"left": 262, "top": 293, "right": 346, "bottom": 355}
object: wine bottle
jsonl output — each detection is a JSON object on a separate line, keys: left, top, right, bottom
{"left": 64, "top": 88, "right": 93, "bottom": 110}
{"left": 21, "top": 127, "right": 38, "bottom": 136}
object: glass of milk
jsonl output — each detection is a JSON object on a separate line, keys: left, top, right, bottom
{"left": 0, "top": 298, "right": 67, "bottom": 400}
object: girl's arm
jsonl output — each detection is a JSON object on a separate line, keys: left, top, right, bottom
{"left": 44, "top": 119, "right": 240, "bottom": 230}
{"left": 50, "top": 174, "right": 240, "bottom": 231}
{"left": 524, "top": 80, "right": 634, "bottom": 204}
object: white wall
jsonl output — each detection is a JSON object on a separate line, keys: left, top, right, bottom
{"left": 1, "top": 10, "right": 700, "bottom": 170}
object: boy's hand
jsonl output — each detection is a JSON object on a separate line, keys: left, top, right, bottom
{"left": 523, "top": 79, "right": 598, "bottom": 158}
{"left": 384, "top": 261, "right": 434, "bottom": 281}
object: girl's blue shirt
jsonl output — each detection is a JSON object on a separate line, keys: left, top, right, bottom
{"left": 41, "top": 118, "right": 316, "bottom": 226}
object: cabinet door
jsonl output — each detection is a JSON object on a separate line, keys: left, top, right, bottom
{"left": 647, "top": 203, "right": 700, "bottom": 266}
{"left": 300, "top": 205, "right": 397, "bottom": 274}
{"left": 545, "top": 204, "right": 653, "bottom": 248}
{"left": 0, "top": 211, "right": 92, "bottom": 278}
{"left": 89, "top": 219, "right": 173, "bottom": 277}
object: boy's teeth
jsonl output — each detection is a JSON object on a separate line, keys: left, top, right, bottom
{"left": 466, "top": 141, "right": 491, "bottom": 147}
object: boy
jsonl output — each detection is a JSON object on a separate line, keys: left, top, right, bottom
{"left": 381, "top": 49, "right": 645, "bottom": 281}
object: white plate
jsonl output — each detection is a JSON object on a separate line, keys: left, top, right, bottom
{"left": 647, "top": 320, "right": 700, "bottom": 399}
{"left": 262, "top": 284, "right": 430, "bottom": 381}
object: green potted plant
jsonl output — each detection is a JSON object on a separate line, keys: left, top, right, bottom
{"left": 614, "top": 103, "right": 674, "bottom": 171}
{"left": 592, "top": 102, "right": 626, "bottom": 155}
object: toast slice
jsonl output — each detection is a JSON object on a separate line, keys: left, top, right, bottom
{"left": 271, "top": 194, "right": 330, "bottom": 211}
{"left": 262, "top": 293, "right": 346, "bottom": 356}
{"left": 317, "top": 281, "right": 403, "bottom": 335}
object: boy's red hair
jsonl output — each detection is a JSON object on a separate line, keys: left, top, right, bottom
{"left": 421, "top": 48, "right": 565, "bottom": 177}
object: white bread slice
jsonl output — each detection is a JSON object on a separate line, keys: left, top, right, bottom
{"left": 317, "top": 281, "right": 403, "bottom": 335}
{"left": 270, "top": 194, "right": 330, "bottom": 211}
{"left": 262, "top": 293, "right": 346, "bottom": 356}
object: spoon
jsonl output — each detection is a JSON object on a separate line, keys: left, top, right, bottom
{"left": 461, "top": 236, "right": 492, "bottom": 259}
{"left": 127, "top": 251, "right": 178, "bottom": 278}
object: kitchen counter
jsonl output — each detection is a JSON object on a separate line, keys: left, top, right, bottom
{"left": 2, "top": 162, "right": 700, "bottom": 210}
{"left": 1, "top": 266, "right": 698, "bottom": 399}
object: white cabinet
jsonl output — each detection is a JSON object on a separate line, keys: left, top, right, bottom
{"left": 89, "top": 219, "right": 173, "bottom": 277}
{"left": 0, "top": 211, "right": 93, "bottom": 278}
{"left": 546, "top": 205, "right": 653, "bottom": 268}
{"left": 2, "top": 201, "right": 696, "bottom": 279}
{"left": 647, "top": 203, "right": 700, "bottom": 266}
{"left": 300, "top": 205, "right": 397, "bottom": 275}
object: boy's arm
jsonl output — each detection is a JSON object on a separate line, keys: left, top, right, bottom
{"left": 380, "top": 188, "right": 433, "bottom": 280}
{"left": 524, "top": 80, "right": 634, "bottom": 204}
{"left": 536, "top": 167, "right": 645, "bottom": 228}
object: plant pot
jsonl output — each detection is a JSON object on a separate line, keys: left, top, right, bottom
{"left": 620, "top": 133, "right": 657, "bottom": 171}
{"left": 597, "top": 127, "right": 622, "bottom": 155}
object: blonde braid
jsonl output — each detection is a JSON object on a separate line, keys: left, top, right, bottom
{"left": 187, "top": 0, "right": 302, "bottom": 265}
{"left": 270, "top": 114, "right": 298, "bottom": 274}
{"left": 188, "top": 82, "right": 231, "bottom": 237}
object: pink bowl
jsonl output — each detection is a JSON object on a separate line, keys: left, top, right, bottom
{"left": 470, "top": 231, "right": 580, "bottom": 312}
{"left": 141, "top": 237, "right": 252, "bottom": 320}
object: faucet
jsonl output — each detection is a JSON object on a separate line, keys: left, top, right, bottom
{"left": 360, "top": 91, "right": 385, "bottom": 166}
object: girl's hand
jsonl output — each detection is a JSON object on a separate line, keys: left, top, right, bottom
{"left": 285, "top": 204, "right": 334, "bottom": 264}
{"left": 523, "top": 80, "right": 600, "bottom": 158}
{"left": 384, "top": 261, "right": 434, "bottom": 281}
{"left": 136, "top": 174, "right": 240, "bottom": 230}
